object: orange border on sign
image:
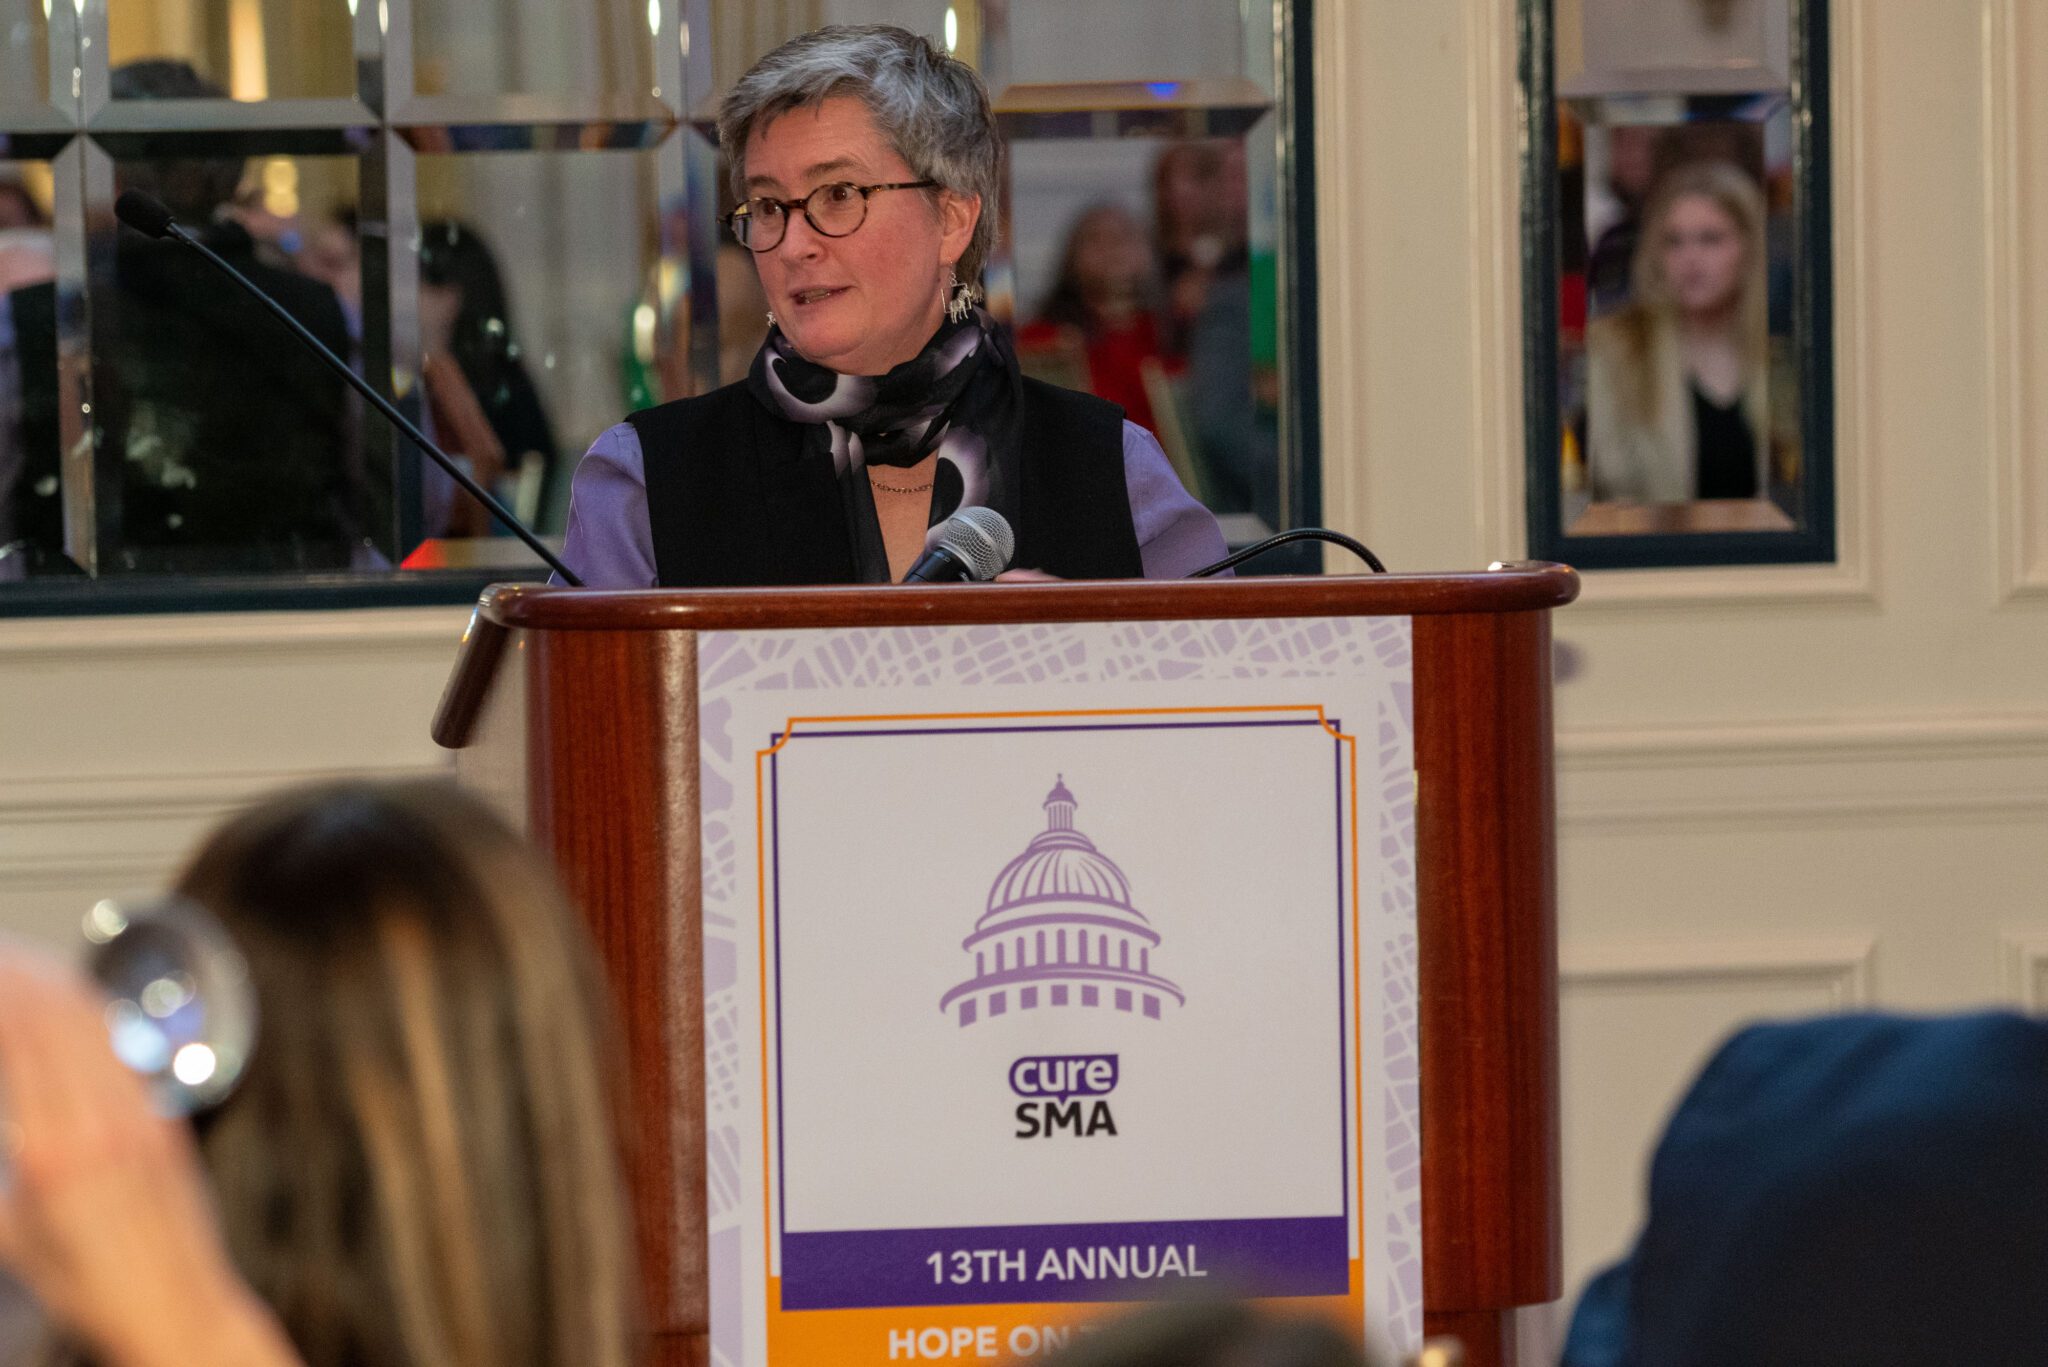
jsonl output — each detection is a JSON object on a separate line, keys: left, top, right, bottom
{"left": 748, "top": 704, "right": 1367, "bottom": 1365}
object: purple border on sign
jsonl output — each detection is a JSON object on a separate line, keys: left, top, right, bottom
{"left": 780, "top": 1216, "right": 1349, "bottom": 1310}
{"left": 765, "top": 717, "right": 1352, "bottom": 1311}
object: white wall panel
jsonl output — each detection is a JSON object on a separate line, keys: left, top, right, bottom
{"left": 0, "top": 608, "right": 465, "bottom": 947}
{"left": 1988, "top": 0, "right": 2048, "bottom": 600}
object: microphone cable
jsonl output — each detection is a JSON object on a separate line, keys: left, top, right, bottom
{"left": 1187, "top": 528, "right": 1388, "bottom": 578}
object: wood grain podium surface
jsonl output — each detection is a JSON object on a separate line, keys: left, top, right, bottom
{"left": 438, "top": 566, "right": 1578, "bottom": 1367}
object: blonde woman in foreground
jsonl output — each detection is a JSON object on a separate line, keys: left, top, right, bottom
{"left": 0, "top": 781, "right": 639, "bottom": 1367}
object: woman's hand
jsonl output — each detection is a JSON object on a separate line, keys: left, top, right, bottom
{"left": 0, "top": 947, "right": 303, "bottom": 1367}
{"left": 994, "top": 568, "right": 1062, "bottom": 582}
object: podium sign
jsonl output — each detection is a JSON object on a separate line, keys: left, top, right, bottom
{"left": 697, "top": 615, "right": 1423, "bottom": 1365}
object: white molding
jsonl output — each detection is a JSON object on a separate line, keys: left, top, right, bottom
{"left": 0, "top": 604, "right": 474, "bottom": 662}
{"left": 0, "top": 763, "right": 449, "bottom": 825}
{"left": 0, "top": 767, "right": 451, "bottom": 897}
{"left": 1562, "top": 935, "right": 1877, "bottom": 1007}
{"left": 1467, "top": 0, "right": 1527, "bottom": 561}
{"left": 1565, "top": 787, "right": 2048, "bottom": 832}
{"left": 1999, "top": 931, "right": 2048, "bottom": 1010}
{"left": 1558, "top": 713, "right": 2048, "bottom": 829}
{"left": 1985, "top": 0, "right": 2048, "bottom": 602}
{"left": 0, "top": 855, "right": 171, "bottom": 891}
{"left": 1567, "top": 0, "right": 1879, "bottom": 611}
{"left": 1568, "top": 557, "right": 1875, "bottom": 609}
{"left": 1559, "top": 712, "right": 2048, "bottom": 766}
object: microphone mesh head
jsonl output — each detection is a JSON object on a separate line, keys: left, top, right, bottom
{"left": 115, "top": 190, "right": 176, "bottom": 240}
{"left": 936, "top": 505, "right": 1015, "bottom": 581}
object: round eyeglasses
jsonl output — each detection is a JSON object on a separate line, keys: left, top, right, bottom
{"left": 724, "top": 180, "right": 939, "bottom": 252}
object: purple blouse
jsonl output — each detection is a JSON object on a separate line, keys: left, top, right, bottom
{"left": 556, "top": 419, "right": 1228, "bottom": 587}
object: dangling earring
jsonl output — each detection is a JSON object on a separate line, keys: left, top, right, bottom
{"left": 945, "top": 271, "right": 977, "bottom": 324}
{"left": 765, "top": 309, "right": 777, "bottom": 328}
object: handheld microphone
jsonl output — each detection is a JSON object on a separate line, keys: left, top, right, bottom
{"left": 112, "top": 190, "right": 583, "bottom": 586}
{"left": 902, "top": 506, "right": 1014, "bottom": 583}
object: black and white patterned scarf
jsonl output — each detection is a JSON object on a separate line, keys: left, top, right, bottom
{"left": 746, "top": 307, "right": 1020, "bottom": 582}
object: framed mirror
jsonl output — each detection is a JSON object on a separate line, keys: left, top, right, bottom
{"left": 1522, "top": 0, "right": 1835, "bottom": 569}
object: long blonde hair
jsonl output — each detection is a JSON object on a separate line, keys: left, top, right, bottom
{"left": 173, "top": 781, "right": 640, "bottom": 1367}
{"left": 1609, "top": 159, "right": 1770, "bottom": 425}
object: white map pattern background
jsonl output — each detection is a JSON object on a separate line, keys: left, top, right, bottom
{"left": 696, "top": 617, "right": 1421, "bottom": 1363}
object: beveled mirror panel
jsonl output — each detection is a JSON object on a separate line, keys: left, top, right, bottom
{"left": 82, "top": 140, "right": 367, "bottom": 576}
{"left": 1526, "top": 0, "right": 1834, "bottom": 569}
{"left": 410, "top": 0, "right": 652, "bottom": 100}
{"left": 0, "top": 0, "right": 53, "bottom": 115}
{"left": 1560, "top": 0, "right": 1790, "bottom": 95}
{"left": 107, "top": 0, "right": 358, "bottom": 102}
{"left": 400, "top": 145, "right": 671, "bottom": 556}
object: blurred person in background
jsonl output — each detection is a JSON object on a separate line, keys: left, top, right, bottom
{"left": 1584, "top": 124, "right": 1659, "bottom": 319}
{"left": 1583, "top": 160, "right": 1772, "bottom": 505}
{"left": 1152, "top": 141, "right": 1249, "bottom": 357}
{"left": 1018, "top": 202, "right": 1164, "bottom": 431}
{"left": 417, "top": 219, "right": 560, "bottom": 534}
{"left": 0, "top": 780, "right": 641, "bottom": 1367}
{"left": 292, "top": 210, "right": 362, "bottom": 340}
{"left": 1149, "top": 140, "right": 1274, "bottom": 527}
{"left": 0, "top": 226, "right": 55, "bottom": 579}
{"left": 4, "top": 60, "right": 364, "bottom": 574}
{"left": 0, "top": 180, "right": 44, "bottom": 231}
{"left": 0, "top": 230, "right": 51, "bottom": 292}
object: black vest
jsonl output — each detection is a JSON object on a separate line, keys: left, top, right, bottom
{"left": 628, "top": 377, "right": 1143, "bottom": 587}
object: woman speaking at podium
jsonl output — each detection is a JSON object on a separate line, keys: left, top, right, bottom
{"left": 557, "top": 25, "right": 1226, "bottom": 588}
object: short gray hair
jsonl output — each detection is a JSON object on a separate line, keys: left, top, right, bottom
{"left": 718, "top": 25, "right": 1001, "bottom": 285}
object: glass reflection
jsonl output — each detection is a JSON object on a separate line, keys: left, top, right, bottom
{"left": 411, "top": 148, "right": 662, "bottom": 540}
{"left": 1010, "top": 136, "right": 1278, "bottom": 540}
{"left": 1000, "top": 0, "right": 1261, "bottom": 87}
{"left": 1559, "top": 98, "right": 1801, "bottom": 536}
{"left": 623, "top": 181, "right": 767, "bottom": 411}
{"left": 414, "top": 218, "right": 562, "bottom": 537}
{"left": 86, "top": 141, "right": 368, "bottom": 574}
{"left": 107, "top": 0, "right": 357, "bottom": 101}
{"left": 0, "top": 160, "right": 55, "bottom": 580}
{"left": 709, "top": 6, "right": 970, "bottom": 118}
{"left": 83, "top": 895, "right": 257, "bottom": 1115}
{"left": 0, "top": 0, "right": 50, "bottom": 111}
{"left": 411, "top": 0, "right": 650, "bottom": 98}
{"left": 989, "top": 0, "right": 1294, "bottom": 544}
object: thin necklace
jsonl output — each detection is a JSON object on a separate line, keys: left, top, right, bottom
{"left": 869, "top": 473, "right": 933, "bottom": 494}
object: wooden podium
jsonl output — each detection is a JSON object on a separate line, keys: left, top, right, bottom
{"left": 435, "top": 566, "right": 1577, "bottom": 1367}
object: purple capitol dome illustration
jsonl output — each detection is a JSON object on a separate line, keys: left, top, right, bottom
{"left": 940, "top": 777, "right": 1184, "bottom": 1027}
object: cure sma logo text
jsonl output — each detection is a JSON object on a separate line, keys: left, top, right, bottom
{"left": 1010, "top": 1053, "right": 1118, "bottom": 1138}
